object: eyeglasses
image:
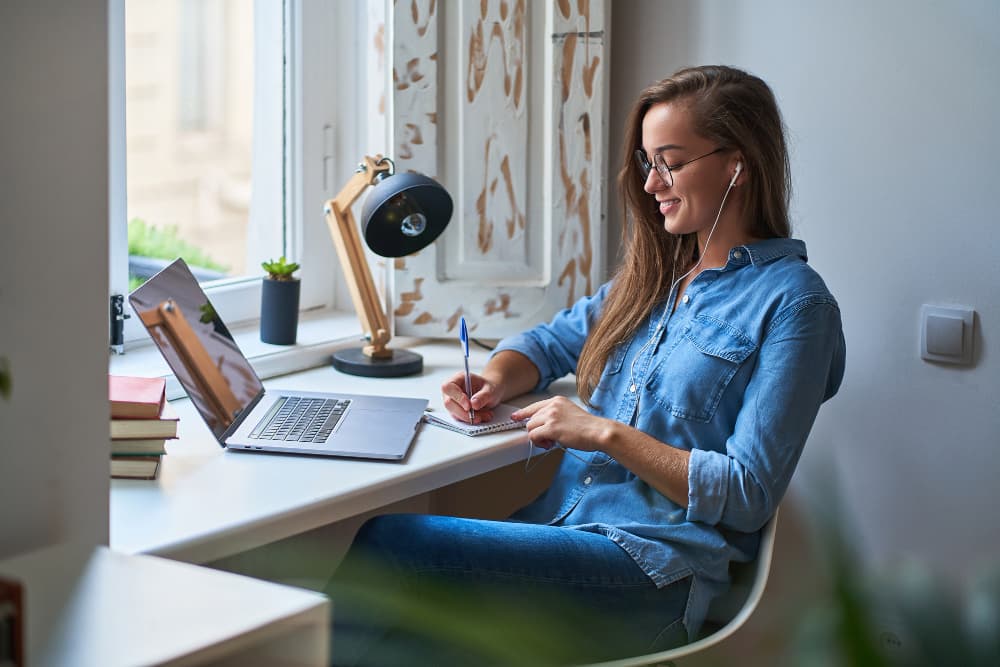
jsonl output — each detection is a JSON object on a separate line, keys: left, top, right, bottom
{"left": 634, "top": 147, "right": 725, "bottom": 187}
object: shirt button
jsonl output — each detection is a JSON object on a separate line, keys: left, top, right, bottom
{"left": 682, "top": 294, "right": 691, "bottom": 304}
{"left": 629, "top": 384, "right": 636, "bottom": 392}
{"left": 583, "top": 476, "right": 593, "bottom": 485}
{"left": 733, "top": 250, "right": 743, "bottom": 259}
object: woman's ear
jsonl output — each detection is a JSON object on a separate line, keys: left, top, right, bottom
{"left": 728, "top": 155, "right": 746, "bottom": 187}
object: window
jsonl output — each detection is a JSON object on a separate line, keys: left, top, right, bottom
{"left": 125, "top": 0, "right": 262, "bottom": 287}
{"left": 110, "top": 0, "right": 373, "bottom": 346}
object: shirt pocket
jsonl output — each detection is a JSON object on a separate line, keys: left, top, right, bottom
{"left": 600, "top": 340, "right": 630, "bottom": 379}
{"left": 647, "top": 316, "right": 757, "bottom": 423}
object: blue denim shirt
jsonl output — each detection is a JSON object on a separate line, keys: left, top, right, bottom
{"left": 494, "top": 238, "right": 846, "bottom": 640}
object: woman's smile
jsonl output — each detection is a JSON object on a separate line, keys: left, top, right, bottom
{"left": 658, "top": 198, "right": 680, "bottom": 216}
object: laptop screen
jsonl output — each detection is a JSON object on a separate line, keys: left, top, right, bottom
{"left": 128, "top": 259, "right": 264, "bottom": 441}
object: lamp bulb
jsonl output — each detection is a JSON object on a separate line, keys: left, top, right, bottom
{"left": 400, "top": 213, "right": 427, "bottom": 237}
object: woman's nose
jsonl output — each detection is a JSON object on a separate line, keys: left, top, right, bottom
{"left": 643, "top": 168, "right": 667, "bottom": 194}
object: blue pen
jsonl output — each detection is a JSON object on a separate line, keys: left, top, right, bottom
{"left": 459, "top": 316, "right": 475, "bottom": 422}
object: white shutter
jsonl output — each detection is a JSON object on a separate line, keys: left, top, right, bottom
{"left": 387, "top": 0, "right": 609, "bottom": 340}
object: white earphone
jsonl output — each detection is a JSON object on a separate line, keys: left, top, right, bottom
{"left": 730, "top": 161, "right": 742, "bottom": 186}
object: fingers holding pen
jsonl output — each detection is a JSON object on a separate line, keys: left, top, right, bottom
{"left": 443, "top": 395, "right": 495, "bottom": 424}
{"left": 440, "top": 372, "right": 496, "bottom": 423}
{"left": 440, "top": 372, "right": 473, "bottom": 420}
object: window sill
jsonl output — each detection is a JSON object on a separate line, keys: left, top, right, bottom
{"left": 108, "top": 308, "right": 365, "bottom": 400}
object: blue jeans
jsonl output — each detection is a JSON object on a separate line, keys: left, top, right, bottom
{"left": 326, "top": 514, "right": 690, "bottom": 666}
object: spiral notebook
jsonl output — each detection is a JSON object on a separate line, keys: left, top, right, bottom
{"left": 423, "top": 402, "right": 526, "bottom": 437}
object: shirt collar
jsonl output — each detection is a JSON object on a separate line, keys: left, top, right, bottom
{"left": 728, "top": 238, "right": 807, "bottom": 267}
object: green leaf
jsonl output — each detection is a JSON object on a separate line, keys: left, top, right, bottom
{"left": 261, "top": 255, "right": 300, "bottom": 279}
{"left": 0, "top": 356, "right": 11, "bottom": 401}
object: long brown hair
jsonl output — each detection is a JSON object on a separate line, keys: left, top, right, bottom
{"left": 576, "top": 65, "right": 792, "bottom": 405}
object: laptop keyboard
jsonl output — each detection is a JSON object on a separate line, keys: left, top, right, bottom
{"left": 249, "top": 397, "right": 351, "bottom": 444}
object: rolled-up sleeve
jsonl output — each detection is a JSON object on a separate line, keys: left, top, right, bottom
{"left": 687, "top": 295, "right": 846, "bottom": 531}
{"left": 491, "top": 282, "right": 612, "bottom": 392}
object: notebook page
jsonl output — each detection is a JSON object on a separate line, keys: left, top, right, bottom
{"left": 423, "top": 402, "right": 526, "bottom": 437}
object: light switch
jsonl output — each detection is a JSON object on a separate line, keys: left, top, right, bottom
{"left": 920, "top": 304, "right": 975, "bottom": 365}
{"left": 925, "top": 314, "right": 963, "bottom": 356}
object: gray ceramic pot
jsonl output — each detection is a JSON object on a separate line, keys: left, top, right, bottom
{"left": 260, "top": 277, "right": 300, "bottom": 345}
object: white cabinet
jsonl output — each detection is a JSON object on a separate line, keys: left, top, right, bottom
{"left": 0, "top": 544, "right": 328, "bottom": 666}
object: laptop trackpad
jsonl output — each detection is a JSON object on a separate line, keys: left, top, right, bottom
{"left": 335, "top": 408, "right": 419, "bottom": 447}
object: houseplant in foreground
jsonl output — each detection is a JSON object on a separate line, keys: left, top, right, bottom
{"left": 0, "top": 356, "right": 10, "bottom": 400}
{"left": 260, "top": 256, "right": 301, "bottom": 345}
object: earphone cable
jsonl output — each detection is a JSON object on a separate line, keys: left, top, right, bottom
{"left": 525, "top": 176, "right": 739, "bottom": 476}
{"left": 627, "top": 175, "right": 738, "bottom": 405}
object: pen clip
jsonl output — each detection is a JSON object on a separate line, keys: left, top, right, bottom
{"left": 459, "top": 316, "right": 470, "bottom": 357}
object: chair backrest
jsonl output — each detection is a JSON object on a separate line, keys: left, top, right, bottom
{"left": 583, "top": 511, "right": 779, "bottom": 667}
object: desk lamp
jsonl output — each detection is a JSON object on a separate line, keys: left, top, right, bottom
{"left": 323, "top": 155, "right": 453, "bottom": 377}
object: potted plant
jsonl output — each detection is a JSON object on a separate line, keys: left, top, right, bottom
{"left": 260, "top": 256, "right": 301, "bottom": 345}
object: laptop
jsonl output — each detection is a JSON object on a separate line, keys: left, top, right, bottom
{"left": 128, "top": 258, "right": 427, "bottom": 460}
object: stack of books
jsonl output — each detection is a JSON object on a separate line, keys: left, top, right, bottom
{"left": 109, "top": 375, "right": 178, "bottom": 479}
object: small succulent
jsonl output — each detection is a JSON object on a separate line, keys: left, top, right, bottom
{"left": 261, "top": 256, "right": 300, "bottom": 281}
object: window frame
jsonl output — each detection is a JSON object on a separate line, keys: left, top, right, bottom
{"left": 109, "top": 0, "right": 368, "bottom": 351}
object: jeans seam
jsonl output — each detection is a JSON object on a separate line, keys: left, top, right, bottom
{"left": 648, "top": 616, "right": 687, "bottom": 652}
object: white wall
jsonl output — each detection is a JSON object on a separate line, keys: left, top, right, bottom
{"left": 0, "top": 0, "right": 110, "bottom": 558}
{"left": 609, "top": 0, "right": 999, "bottom": 587}
{"left": 0, "top": 0, "right": 994, "bottom": 641}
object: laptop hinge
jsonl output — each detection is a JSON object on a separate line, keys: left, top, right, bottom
{"left": 219, "top": 390, "right": 268, "bottom": 444}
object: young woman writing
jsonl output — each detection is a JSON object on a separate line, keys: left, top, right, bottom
{"left": 328, "top": 65, "right": 846, "bottom": 666}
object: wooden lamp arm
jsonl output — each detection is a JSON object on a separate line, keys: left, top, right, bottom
{"left": 322, "top": 155, "right": 394, "bottom": 359}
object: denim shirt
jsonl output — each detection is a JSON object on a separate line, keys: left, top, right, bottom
{"left": 493, "top": 238, "right": 846, "bottom": 640}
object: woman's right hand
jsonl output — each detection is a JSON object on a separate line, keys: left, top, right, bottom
{"left": 440, "top": 372, "right": 501, "bottom": 423}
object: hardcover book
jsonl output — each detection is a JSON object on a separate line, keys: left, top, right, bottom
{"left": 110, "top": 437, "right": 170, "bottom": 456}
{"left": 110, "top": 455, "right": 161, "bottom": 480}
{"left": 109, "top": 375, "right": 167, "bottom": 419}
{"left": 110, "top": 401, "right": 179, "bottom": 440}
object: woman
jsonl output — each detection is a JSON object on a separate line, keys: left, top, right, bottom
{"left": 328, "top": 65, "right": 846, "bottom": 665}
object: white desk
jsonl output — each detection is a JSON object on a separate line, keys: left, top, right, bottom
{"left": 110, "top": 340, "right": 575, "bottom": 564}
{"left": 0, "top": 543, "right": 329, "bottom": 666}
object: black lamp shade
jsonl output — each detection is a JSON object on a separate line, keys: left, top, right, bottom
{"left": 361, "top": 172, "right": 453, "bottom": 257}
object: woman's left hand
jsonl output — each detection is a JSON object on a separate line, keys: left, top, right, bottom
{"left": 511, "top": 397, "right": 611, "bottom": 452}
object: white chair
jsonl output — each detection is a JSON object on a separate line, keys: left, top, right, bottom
{"left": 583, "top": 511, "right": 779, "bottom": 667}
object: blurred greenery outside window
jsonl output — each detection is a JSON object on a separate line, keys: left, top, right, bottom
{"left": 128, "top": 218, "right": 230, "bottom": 291}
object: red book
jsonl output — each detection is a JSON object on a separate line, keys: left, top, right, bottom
{"left": 109, "top": 375, "right": 166, "bottom": 419}
{"left": 0, "top": 576, "right": 24, "bottom": 665}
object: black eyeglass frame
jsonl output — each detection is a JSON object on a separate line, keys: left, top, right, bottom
{"left": 634, "top": 147, "right": 726, "bottom": 187}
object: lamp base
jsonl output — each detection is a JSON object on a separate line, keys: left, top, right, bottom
{"left": 330, "top": 347, "right": 423, "bottom": 378}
